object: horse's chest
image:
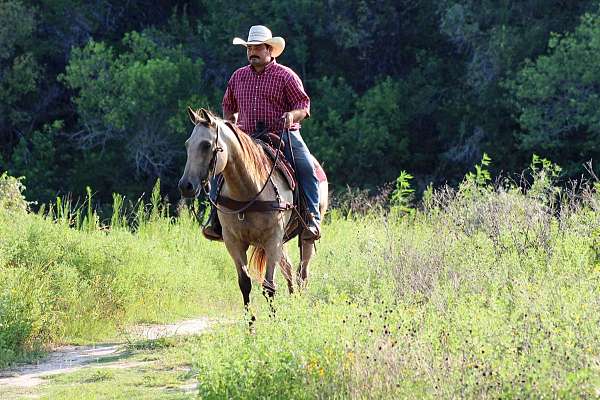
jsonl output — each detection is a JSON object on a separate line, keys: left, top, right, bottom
{"left": 220, "top": 212, "right": 287, "bottom": 246}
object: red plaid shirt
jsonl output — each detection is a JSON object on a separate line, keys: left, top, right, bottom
{"left": 222, "top": 60, "right": 310, "bottom": 134}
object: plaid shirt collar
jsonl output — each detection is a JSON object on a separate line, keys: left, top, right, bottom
{"left": 249, "top": 59, "right": 277, "bottom": 75}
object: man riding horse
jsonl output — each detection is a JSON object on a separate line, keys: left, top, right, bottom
{"left": 203, "top": 25, "right": 321, "bottom": 241}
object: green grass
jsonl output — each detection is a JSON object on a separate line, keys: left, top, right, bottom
{"left": 0, "top": 335, "right": 209, "bottom": 399}
{"left": 2, "top": 164, "right": 600, "bottom": 398}
{"left": 186, "top": 188, "right": 600, "bottom": 399}
{"left": 0, "top": 200, "right": 238, "bottom": 367}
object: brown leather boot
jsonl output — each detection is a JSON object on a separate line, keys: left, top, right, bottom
{"left": 202, "top": 207, "right": 223, "bottom": 241}
{"left": 301, "top": 214, "right": 321, "bottom": 241}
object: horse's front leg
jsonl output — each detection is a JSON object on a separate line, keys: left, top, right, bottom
{"left": 224, "top": 239, "right": 253, "bottom": 321}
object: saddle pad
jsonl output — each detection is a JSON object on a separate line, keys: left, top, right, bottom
{"left": 314, "top": 158, "right": 327, "bottom": 183}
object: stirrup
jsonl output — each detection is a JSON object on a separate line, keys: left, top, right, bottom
{"left": 203, "top": 205, "right": 222, "bottom": 241}
{"left": 202, "top": 227, "right": 223, "bottom": 241}
{"left": 301, "top": 224, "right": 321, "bottom": 241}
{"left": 202, "top": 225, "right": 223, "bottom": 242}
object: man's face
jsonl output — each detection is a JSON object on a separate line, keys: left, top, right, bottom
{"left": 247, "top": 44, "right": 271, "bottom": 67}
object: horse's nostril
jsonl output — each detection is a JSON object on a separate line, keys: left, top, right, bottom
{"left": 178, "top": 178, "right": 194, "bottom": 194}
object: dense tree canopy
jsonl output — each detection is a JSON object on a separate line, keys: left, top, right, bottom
{"left": 0, "top": 0, "right": 599, "bottom": 204}
{"left": 510, "top": 12, "right": 600, "bottom": 174}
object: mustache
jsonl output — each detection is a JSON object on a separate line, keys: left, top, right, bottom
{"left": 249, "top": 55, "right": 259, "bottom": 59}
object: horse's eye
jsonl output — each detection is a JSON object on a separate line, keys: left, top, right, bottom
{"left": 199, "top": 141, "right": 211, "bottom": 152}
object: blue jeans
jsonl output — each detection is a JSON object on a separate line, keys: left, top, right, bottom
{"left": 209, "top": 130, "right": 320, "bottom": 224}
{"left": 283, "top": 130, "right": 320, "bottom": 223}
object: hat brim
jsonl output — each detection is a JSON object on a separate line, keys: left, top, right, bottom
{"left": 232, "top": 37, "right": 285, "bottom": 58}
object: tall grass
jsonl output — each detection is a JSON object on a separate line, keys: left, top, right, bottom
{"left": 191, "top": 156, "right": 600, "bottom": 399}
{"left": 0, "top": 179, "right": 236, "bottom": 367}
{"left": 1, "top": 157, "right": 600, "bottom": 398}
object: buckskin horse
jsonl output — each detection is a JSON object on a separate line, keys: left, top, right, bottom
{"left": 178, "top": 108, "right": 328, "bottom": 315}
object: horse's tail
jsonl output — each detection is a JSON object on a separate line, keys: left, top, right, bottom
{"left": 249, "top": 246, "right": 266, "bottom": 283}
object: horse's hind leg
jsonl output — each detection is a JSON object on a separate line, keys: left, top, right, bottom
{"left": 279, "top": 250, "right": 294, "bottom": 295}
{"left": 298, "top": 239, "right": 315, "bottom": 290}
{"left": 262, "top": 244, "right": 282, "bottom": 315}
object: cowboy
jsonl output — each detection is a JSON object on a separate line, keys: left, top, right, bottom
{"left": 203, "top": 25, "right": 321, "bottom": 241}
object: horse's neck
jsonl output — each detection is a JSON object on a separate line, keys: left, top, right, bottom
{"left": 219, "top": 124, "right": 265, "bottom": 200}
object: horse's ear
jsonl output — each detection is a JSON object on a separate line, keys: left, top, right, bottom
{"left": 199, "top": 108, "right": 216, "bottom": 126}
{"left": 187, "top": 106, "right": 202, "bottom": 125}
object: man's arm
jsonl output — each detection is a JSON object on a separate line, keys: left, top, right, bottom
{"left": 282, "top": 109, "right": 308, "bottom": 130}
{"left": 222, "top": 73, "right": 238, "bottom": 124}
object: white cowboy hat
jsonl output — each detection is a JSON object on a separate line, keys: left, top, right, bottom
{"left": 233, "top": 25, "right": 285, "bottom": 58}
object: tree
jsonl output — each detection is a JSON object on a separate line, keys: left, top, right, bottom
{"left": 510, "top": 12, "right": 600, "bottom": 175}
{"left": 437, "top": 0, "right": 596, "bottom": 175}
{"left": 0, "top": 1, "right": 41, "bottom": 153}
{"left": 60, "top": 31, "right": 207, "bottom": 195}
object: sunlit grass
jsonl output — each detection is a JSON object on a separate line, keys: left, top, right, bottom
{"left": 2, "top": 160, "right": 600, "bottom": 398}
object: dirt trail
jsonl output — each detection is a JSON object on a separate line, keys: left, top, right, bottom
{"left": 0, "top": 317, "right": 213, "bottom": 389}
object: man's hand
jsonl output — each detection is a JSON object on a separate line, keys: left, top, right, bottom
{"left": 281, "top": 110, "right": 308, "bottom": 130}
{"left": 282, "top": 112, "right": 295, "bottom": 130}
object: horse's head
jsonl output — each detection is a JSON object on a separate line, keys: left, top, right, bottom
{"left": 178, "top": 107, "right": 227, "bottom": 198}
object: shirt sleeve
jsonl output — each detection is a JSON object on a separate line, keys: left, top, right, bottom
{"left": 221, "top": 74, "right": 238, "bottom": 114}
{"left": 284, "top": 71, "right": 310, "bottom": 118}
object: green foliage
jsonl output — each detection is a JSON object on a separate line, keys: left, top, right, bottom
{"left": 0, "top": 1, "right": 41, "bottom": 131}
{"left": 0, "top": 1, "right": 35, "bottom": 60}
{"left": 510, "top": 12, "right": 600, "bottom": 174}
{"left": 390, "top": 170, "right": 415, "bottom": 214}
{"left": 1, "top": 165, "right": 600, "bottom": 397}
{"left": 60, "top": 30, "right": 206, "bottom": 180}
{"left": 0, "top": 195, "right": 237, "bottom": 367}
{"left": 528, "top": 154, "right": 562, "bottom": 205}
{"left": 0, "top": 0, "right": 599, "bottom": 204}
{"left": 305, "top": 77, "right": 411, "bottom": 187}
{"left": 460, "top": 152, "right": 493, "bottom": 198}
{"left": 438, "top": 0, "right": 594, "bottom": 176}
{"left": 345, "top": 78, "right": 411, "bottom": 182}
{"left": 9, "top": 121, "right": 63, "bottom": 203}
{"left": 0, "top": 171, "right": 28, "bottom": 211}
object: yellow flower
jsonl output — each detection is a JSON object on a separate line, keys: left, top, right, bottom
{"left": 347, "top": 351, "right": 355, "bottom": 361}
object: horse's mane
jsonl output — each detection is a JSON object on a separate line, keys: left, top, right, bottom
{"left": 199, "top": 109, "right": 270, "bottom": 182}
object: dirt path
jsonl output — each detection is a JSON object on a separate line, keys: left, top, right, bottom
{"left": 0, "top": 317, "right": 213, "bottom": 389}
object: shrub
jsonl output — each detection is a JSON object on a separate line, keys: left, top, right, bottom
{"left": 0, "top": 171, "right": 28, "bottom": 212}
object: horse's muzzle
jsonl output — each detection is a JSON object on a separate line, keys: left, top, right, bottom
{"left": 178, "top": 176, "right": 198, "bottom": 199}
